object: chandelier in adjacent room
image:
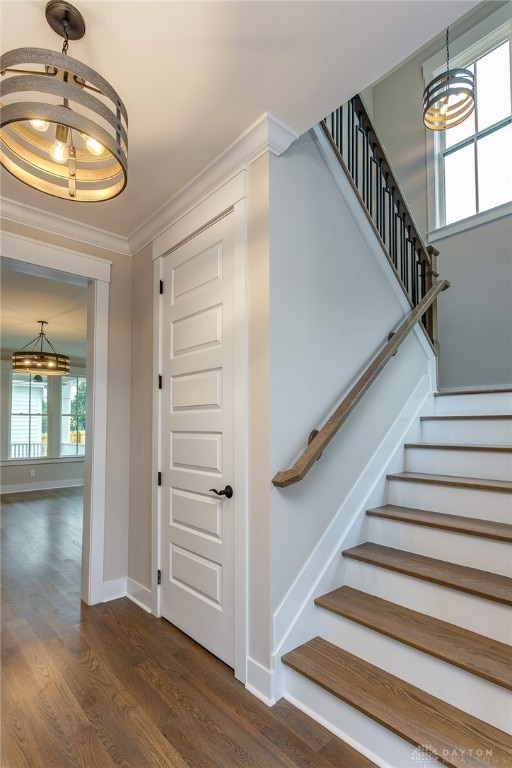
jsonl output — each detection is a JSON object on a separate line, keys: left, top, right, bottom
{"left": 12, "top": 321, "right": 70, "bottom": 375}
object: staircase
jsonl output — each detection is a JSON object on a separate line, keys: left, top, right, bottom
{"left": 282, "top": 391, "right": 512, "bottom": 768}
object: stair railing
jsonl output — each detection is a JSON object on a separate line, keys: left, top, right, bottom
{"left": 322, "top": 95, "right": 439, "bottom": 343}
{"left": 272, "top": 279, "right": 449, "bottom": 488}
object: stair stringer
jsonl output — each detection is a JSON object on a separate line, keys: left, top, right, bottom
{"left": 271, "top": 373, "right": 434, "bottom": 702}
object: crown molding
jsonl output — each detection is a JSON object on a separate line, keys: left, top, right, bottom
{"left": 128, "top": 112, "right": 298, "bottom": 255}
{"left": 1, "top": 112, "right": 298, "bottom": 258}
{"left": 0, "top": 197, "right": 131, "bottom": 256}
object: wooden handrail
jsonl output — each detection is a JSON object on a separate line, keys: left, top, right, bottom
{"left": 272, "top": 280, "right": 450, "bottom": 488}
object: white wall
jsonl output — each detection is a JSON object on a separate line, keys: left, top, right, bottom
{"left": 371, "top": 4, "right": 512, "bottom": 389}
{"left": 240, "top": 128, "right": 437, "bottom": 702}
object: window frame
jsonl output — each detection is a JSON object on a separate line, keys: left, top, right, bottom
{"left": 60, "top": 374, "right": 87, "bottom": 457}
{"left": 423, "top": 5, "right": 512, "bottom": 241}
{"left": 1, "top": 360, "right": 87, "bottom": 464}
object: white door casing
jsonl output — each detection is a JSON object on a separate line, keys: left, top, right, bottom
{"left": 160, "top": 212, "right": 236, "bottom": 667}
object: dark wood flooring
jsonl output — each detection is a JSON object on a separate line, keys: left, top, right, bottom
{"left": 1, "top": 487, "right": 376, "bottom": 768}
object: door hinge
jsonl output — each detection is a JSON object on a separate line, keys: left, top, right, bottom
{"left": 157, "top": 569, "right": 162, "bottom": 585}
{"left": 157, "top": 471, "right": 162, "bottom": 486}
{"left": 159, "top": 279, "right": 164, "bottom": 295}
{"left": 158, "top": 374, "right": 163, "bottom": 389}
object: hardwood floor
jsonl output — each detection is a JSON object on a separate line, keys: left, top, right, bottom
{"left": 1, "top": 488, "right": 376, "bottom": 768}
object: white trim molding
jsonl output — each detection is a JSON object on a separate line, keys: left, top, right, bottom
{"left": 1, "top": 197, "right": 130, "bottom": 256}
{"left": 132, "top": 112, "right": 297, "bottom": 255}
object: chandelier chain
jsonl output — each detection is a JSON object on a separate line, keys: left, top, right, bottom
{"left": 61, "top": 19, "right": 70, "bottom": 55}
{"left": 446, "top": 27, "right": 450, "bottom": 71}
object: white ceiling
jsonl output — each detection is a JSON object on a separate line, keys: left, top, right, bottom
{"left": 1, "top": 0, "right": 481, "bottom": 243}
{"left": 0, "top": 259, "right": 88, "bottom": 360}
{"left": 0, "top": 0, "right": 483, "bottom": 363}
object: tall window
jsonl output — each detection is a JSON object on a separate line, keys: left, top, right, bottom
{"left": 5, "top": 367, "right": 86, "bottom": 461}
{"left": 10, "top": 373, "right": 48, "bottom": 458}
{"left": 61, "top": 376, "right": 86, "bottom": 456}
{"left": 440, "top": 40, "right": 512, "bottom": 227}
{"left": 423, "top": 6, "right": 512, "bottom": 235}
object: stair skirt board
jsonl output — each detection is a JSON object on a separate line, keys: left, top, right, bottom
{"left": 366, "top": 517, "right": 512, "bottom": 577}
{"left": 317, "top": 611, "right": 511, "bottom": 733}
{"left": 387, "top": 479, "right": 512, "bottom": 524}
{"left": 344, "top": 559, "right": 511, "bottom": 644}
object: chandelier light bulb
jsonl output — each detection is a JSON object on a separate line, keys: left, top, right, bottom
{"left": 50, "top": 124, "right": 70, "bottom": 163}
{"left": 82, "top": 133, "right": 105, "bottom": 156}
{"left": 30, "top": 118, "right": 50, "bottom": 132}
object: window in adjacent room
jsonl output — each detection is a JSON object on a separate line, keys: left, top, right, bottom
{"left": 10, "top": 373, "right": 48, "bottom": 459}
{"left": 60, "top": 375, "right": 86, "bottom": 456}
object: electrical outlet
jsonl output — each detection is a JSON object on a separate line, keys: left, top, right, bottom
{"left": 30, "top": 469, "right": 36, "bottom": 477}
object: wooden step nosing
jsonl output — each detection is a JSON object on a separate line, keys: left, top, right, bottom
{"left": 282, "top": 639, "right": 512, "bottom": 768}
{"left": 435, "top": 388, "right": 512, "bottom": 396}
{"left": 314, "top": 587, "right": 512, "bottom": 690}
{"left": 366, "top": 505, "right": 512, "bottom": 542}
{"left": 386, "top": 472, "right": 512, "bottom": 494}
{"left": 404, "top": 442, "right": 512, "bottom": 453}
{"left": 342, "top": 544, "right": 512, "bottom": 606}
{"left": 421, "top": 414, "right": 512, "bottom": 422}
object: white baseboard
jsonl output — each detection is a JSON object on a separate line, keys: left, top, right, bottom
{"left": 245, "top": 657, "right": 276, "bottom": 706}
{"left": 127, "top": 578, "right": 152, "bottom": 613}
{"left": 0, "top": 479, "right": 84, "bottom": 494}
{"left": 102, "top": 577, "right": 127, "bottom": 603}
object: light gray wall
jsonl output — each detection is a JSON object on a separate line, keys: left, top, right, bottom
{"left": 371, "top": 4, "right": 512, "bottom": 389}
{"left": 267, "top": 128, "right": 434, "bottom": 634}
{"left": 128, "top": 243, "right": 154, "bottom": 590}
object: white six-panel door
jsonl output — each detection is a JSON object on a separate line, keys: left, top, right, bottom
{"left": 160, "top": 213, "right": 235, "bottom": 666}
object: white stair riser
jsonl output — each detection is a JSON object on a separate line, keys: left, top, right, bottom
{"left": 318, "top": 612, "right": 511, "bottom": 733}
{"left": 345, "top": 559, "right": 511, "bottom": 644}
{"left": 285, "top": 667, "right": 420, "bottom": 768}
{"left": 421, "top": 419, "right": 512, "bottom": 446}
{"left": 367, "top": 517, "right": 511, "bottom": 577}
{"left": 433, "top": 392, "right": 512, "bottom": 416}
{"left": 387, "top": 480, "right": 512, "bottom": 524}
{"left": 404, "top": 447, "right": 512, "bottom": 482}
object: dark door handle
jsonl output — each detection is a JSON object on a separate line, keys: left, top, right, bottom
{"left": 209, "top": 485, "right": 233, "bottom": 499}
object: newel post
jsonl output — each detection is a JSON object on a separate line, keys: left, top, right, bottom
{"left": 425, "top": 245, "right": 440, "bottom": 351}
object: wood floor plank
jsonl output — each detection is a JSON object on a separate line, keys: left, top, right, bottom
{"left": 1, "top": 487, "right": 376, "bottom": 768}
{"left": 315, "top": 586, "right": 512, "bottom": 689}
{"left": 366, "top": 504, "right": 512, "bottom": 541}
{"left": 342, "top": 542, "right": 512, "bottom": 604}
{"left": 282, "top": 638, "right": 512, "bottom": 768}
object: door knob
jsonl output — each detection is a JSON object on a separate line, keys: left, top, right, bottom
{"left": 209, "top": 485, "right": 233, "bottom": 499}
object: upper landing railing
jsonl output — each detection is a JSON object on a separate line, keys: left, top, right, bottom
{"left": 322, "top": 95, "right": 439, "bottom": 341}
{"left": 272, "top": 95, "right": 449, "bottom": 488}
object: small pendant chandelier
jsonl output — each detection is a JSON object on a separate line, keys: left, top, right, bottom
{"left": 12, "top": 321, "right": 70, "bottom": 376}
{"left": 0, "top": 1, "right": 128, "bottom": 201}
{"left": 423, "top": 27, "right": 475, "bottom": 131}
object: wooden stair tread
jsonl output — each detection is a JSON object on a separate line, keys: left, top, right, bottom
{"left": 404, "top": 442, "right": 512, "bottom": 453}
{"left": 315, "top": 586, "right": 512, "bottom": 689}
{"left": 282, "top": 638, "right": 512, "bottom": 768}
{"left": 366, "top": 504, "right": 512, "bottom": 541}
{"left": 387, "top": 471, "right": 512, "bottom": 494}
{"left": 421, "top": 414, "right": 512, "bottom": 421}
{"left": 342, "top": 543, "right": 512, "bottom": 605}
